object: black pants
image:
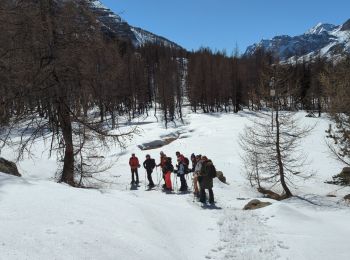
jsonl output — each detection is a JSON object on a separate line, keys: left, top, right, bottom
{"left": 179, "top": 174, "right": 188, "bottom": 190}
{"left": 147, "top": 169, "right": 154, "bottom": 186}
{"left": 200, "top": 188, "right": 214, "bottom": 204}
{"left": 131, "top": 168, "right": 139, "bottom": 183}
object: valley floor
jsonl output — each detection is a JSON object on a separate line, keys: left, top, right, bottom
{"left": 1, "top": 110, "right": 350, "bottom": 260}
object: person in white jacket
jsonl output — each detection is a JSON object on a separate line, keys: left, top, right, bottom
{"left": 192, "top": 155, "right": 203, "bottom": 197}
{"left": 176, "top": 158, "right": 188, "bottom": 191}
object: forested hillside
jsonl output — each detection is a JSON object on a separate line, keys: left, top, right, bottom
{"left": 1, "top": 0, "right": 349, "bottom": 187}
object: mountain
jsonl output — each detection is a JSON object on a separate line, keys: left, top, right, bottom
{"left": 244, "top": 19, "right": 350, "bottom": 62}
{"left": 88, "top": 0, "right": 181, "bottom": 49}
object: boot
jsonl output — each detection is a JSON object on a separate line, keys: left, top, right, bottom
{"left": 199, "top": 189, "right": 206, "bottom": 204}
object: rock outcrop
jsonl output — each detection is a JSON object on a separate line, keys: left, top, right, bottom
{"left": 0, "top": 158, "right": 21, "bottom": 177}
{"left": 243, "top": 199, "right": 272, "bottom": 210}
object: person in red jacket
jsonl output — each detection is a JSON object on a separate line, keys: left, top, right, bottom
{"left": 129, "top": 153, "right": 140, "bottom": 185}
{"left": 157, "top": 151, "right": 168, "bottom": 188}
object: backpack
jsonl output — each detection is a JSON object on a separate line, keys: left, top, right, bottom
{"left": 182, "top": 157, "right": 190, "bottom": 174}
{"left": 183, "top": 157, "right": 189, "bottom": 166}
{"left": 167, "top": 157, "right": 174, "bottom": 172}
{"left": 150, "top": 159, "right": 156, "bottom": 169}
{"left": 206, "top": 161, "right": 217, "bottom": 179}
{"left": 168, "top": 163, "right": 174, "bottom": 172}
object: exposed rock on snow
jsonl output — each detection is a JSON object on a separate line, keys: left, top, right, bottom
{"left": 258, "top": 187, "right": 287, "bottom": 201}
{"left": 138, "top": 133, "right": 179, "bottom": 150}
{"left": 0, "top": 158, "right": 21, "bottom": 177}
{"left": 344, "top": 194, "right": 350, "bottom": 201}
{"left": 243, "top": 199, "right": 272, "bottom": 210}
{"left": 138, "top": 140, "right": 165, "bottom": 150}
{"left": 341, "top": 167, "right": 350, "bottom": 175}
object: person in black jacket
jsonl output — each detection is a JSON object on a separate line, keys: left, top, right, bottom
{"left": 143, "top": 154, "right": 156, "bottom": 188}
{"left": 162, "top": 157, "right": 174, "bottom": 191}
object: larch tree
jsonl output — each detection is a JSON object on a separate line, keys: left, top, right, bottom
{"left": 240, "top": 65, "right": 313, "bottom": 198}
{"left": 321, "top": 57, "right": 350, "bottom": 166}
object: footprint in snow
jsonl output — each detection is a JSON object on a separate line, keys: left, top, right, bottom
{"left": 46, "top": 229, "right": 57, "bottom": 235}
{"left": 278, "top": 241, "right": 289, "bottom": 250}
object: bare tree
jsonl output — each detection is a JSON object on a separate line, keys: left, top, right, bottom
{"left": 239, "top": 65, "right": 313, "bottom": 198}
{"left": 0, "top": 0, "right": 136, "bottom": 187}
{"left": 321, "top": 57, "right": 350, "bottom": 166}
{"left": 240, "top": 112, "right": 312, "bottom": 198}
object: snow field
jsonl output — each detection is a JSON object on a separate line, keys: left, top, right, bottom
{"left": 1, "top": 110, "right": 350, "bottom": 260}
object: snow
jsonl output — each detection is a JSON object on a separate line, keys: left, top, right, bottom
{"left": 131, "top": 27, "right": 156, "bottom": 46}
{"left": 305, "top": 22, "right": 337, "bottom": 35}
{"left": 246, "top": 20, "right": 350, "bottom": 62}
{"left": 90, "top": 0, "right": 107, "bottom": 9}
{"left": 1, "top": 110, "right": 350, "bottom": 260}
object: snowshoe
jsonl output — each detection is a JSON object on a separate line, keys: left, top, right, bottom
{"left": 162, "top": 187, "right": 173, "bottom": 194}
{"left": 130, "top": 184, "right": 138, "bottom": 190}
{"left": 146, "top": 185, "right": 156, "bottom": 191}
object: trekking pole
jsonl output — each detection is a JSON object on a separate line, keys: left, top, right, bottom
{"left": 144, "top": 170, "right": 147, "bottom": 190}
{"left": 175, "top": 175, "right": 178, "bottom": 192}
{"left": 190, "top": 177, "right": 194, "bottom": 192}
{"left": 192, "top": 180, "right": 196, "bottom": 202}
{"left": 173, "top": 173, "right": 178, "bottom": 192}
{"left": 172, "top": 173, "right": 175, "bottom": 191}
{"left": 157, "top": 170, "right": 163, "bottom": 189}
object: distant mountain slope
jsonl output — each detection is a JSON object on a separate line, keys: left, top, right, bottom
{"left": 244, "top": 19, "right": 350, "bottom": 62}
{"left": 88, "top": 0, "right": 182, "bottom": 49}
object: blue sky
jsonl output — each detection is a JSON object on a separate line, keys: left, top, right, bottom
{"left": 100, "top": 0, "right": 350, "bottom": 54}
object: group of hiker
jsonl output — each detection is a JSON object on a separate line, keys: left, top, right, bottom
{"left": 129, "top": 151, "right": 216, "bottom": 204}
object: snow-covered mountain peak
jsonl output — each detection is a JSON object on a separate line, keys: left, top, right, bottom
{"left": 86, "top": 0, "right": 181, "bottom": 48}
{"left": 90, "top": 0, "right": 106, "bottom": 9}
{"left": 305, "top": 22, "right": 337, "bottom": 35}
{"left": 245, "top": 19, "right": 350, "bottom": 62}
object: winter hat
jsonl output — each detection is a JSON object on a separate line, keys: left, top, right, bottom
{"left": 191, "top": 153, "right": 195, "bottom": 159}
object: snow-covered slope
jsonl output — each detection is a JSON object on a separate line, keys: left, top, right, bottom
{"left": 1, "top": 110, "right": 350, "bottom": 259}
{"left": 88, "top": 0, "right": 181, "bottom": 48}
{"left": 245, "top": 19, "right": 350, "bottom": 62}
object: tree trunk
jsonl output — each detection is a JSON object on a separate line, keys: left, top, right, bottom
{"left": 317, "top": 98, "right": 321, "bottom": 117}
{"left": 275, "top": 106, "right": 292, "bottom": 197}
{"left": 111, "top": 109, "right": 116, "bottom": 129}
{"left": 58, "top": 101, "right": 75, "bottom": 186}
